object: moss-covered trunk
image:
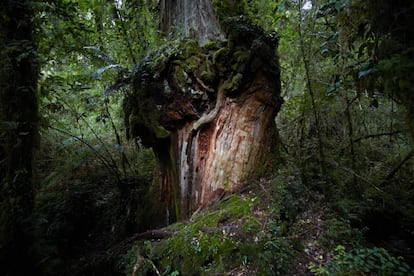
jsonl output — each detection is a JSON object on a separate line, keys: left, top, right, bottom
{"left": 0, "top": 0, "right": 39, "bottom": 273}
{"left": 125, "top": 1, "right": 282, "bottom": 221}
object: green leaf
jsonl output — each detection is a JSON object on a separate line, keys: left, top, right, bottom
{"left": 358, "top": 68, "right": 376, "bottom": 78}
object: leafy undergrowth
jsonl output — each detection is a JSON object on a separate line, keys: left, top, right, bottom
{"left": 33, "top": 133, "right": 414, "bottom": 275}
{"left": 125, "top": 180, "right": 295, "bottom": 275}
{"left": 33, "top": 174, "right": 152, "bottom": 275}
{"left": 122, "top": 172, "right": 414, "bottom": 276}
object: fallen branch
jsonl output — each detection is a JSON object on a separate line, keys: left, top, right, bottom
{"left": 132, "top": 254, "right": 161, "bottom": 276}
{"left": 113, "top": 228, "right": 175, "bottom": 253}
{"left": 135, "top": 229, "right": 175, "bottom": 240}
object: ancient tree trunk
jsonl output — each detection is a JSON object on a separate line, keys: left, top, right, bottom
{"left": 125, "top": 0, "right": 282, "bottom": 221}
{"left": 160, "top": 0, "right": 224, "bottom": 44}
{"left": 0, "top": 0, "right": 39, "bottom": 273}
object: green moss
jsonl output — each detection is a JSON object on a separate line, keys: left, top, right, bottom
{"left": 239, "top": 216, "right": 262, "bottom": 235}
{"left": 218, "top": 195, "right": 252, "bottom": 216}
{"left": 183, "top": 39, "right": 200, "bottom": 56}
{"left": 124, "top": 176, "right": 311, "bottom": 275}
{"left": 232, "top": 72, "right": 243, "bottom": 84}
{"left": 212, "top": 0, "right": 246, "bottom": 19}
{"left": 203, "top": 40, "right": 218, "bottom": 50}
{"left": 153, "top": 124, "right": 170, "bottom": 139}
{"left": 220, "top": 72, "right": 243, "bottom": 94}
{"left": 137, "top": 194, "right": 257, "bottom": 274}
{"left": 174, "top": 66, "right": 187, "bottom": 87}
{"left": 233, "top": 49, "right": 249, "bottom": 64}
{"left": 213, "top": 47, "right": 228, "bottom": 64}
{"left": 200, "top": 71, "right": 216, "bottom": 84}
{"left": 186, "top": 56, "right": 200, "bottom": 71}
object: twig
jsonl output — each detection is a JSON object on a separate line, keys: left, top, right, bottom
{"left": 50, "top": 126, "right": 116, "bottom": 176}
{"left": 353, "top": 130, "right": 403, "bottom": 143}
{"left": 119, "top": 229, "right": 175, "bottom": 247}
{"left": 381, "top": 150, "right": 414, "bottom": 186}
{"left": 329, "top": 160, "right": 384, "bottom": 193}
{"left": 78, "top": 115, "right": 123, "bottom": 184}
{"left": 135, "top": 229, "right": 175, "bottom": 240}
{"left": 104, "top": 100, "right": 132, "bottom": 175}
{"left": 147, "top": 259, "right": 161, "bottom": 276}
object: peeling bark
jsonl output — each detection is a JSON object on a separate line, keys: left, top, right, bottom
{"left": 180, "top": 75, "right": 280, "bottom": 215}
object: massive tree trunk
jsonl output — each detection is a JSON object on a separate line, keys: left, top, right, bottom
{"left": 0, "top": 0, "right": 39, "bottom": 273}
{"left": 125, "top": 0, "right": 282, "bottom": 221}
{"left": 159, "top": 0, "right": 225, "bottom": 44}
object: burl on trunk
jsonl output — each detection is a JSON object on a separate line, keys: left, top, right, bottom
{"left": 124, "top": 1, "right": 282, "bottom": 221}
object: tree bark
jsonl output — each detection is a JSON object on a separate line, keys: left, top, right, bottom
{"left": 0, "top": 0, "right": 39, "bottom": 273}
{"left": 125, "top": 0, "right": 282, "bottom": 221}
{"left": 160, "top": 0, "right": 225, "bottom": 44}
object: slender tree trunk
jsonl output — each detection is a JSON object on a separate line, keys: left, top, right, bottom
{"left": 297, "top": 0, "right": 327, "bottom": 194}
{"left": 344, "top": 96, "right": 359, "bottom": 193}
{"left": 125, "top": 0, "right": 282, "bottom": 221}
{"left": 0, "top": 0, "right": 39, "bottom": 273}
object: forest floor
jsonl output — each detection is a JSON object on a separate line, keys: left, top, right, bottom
{"left": 32, "top": 155, "right": 414, "bottom": 275}
{"left": 33, "top": 172, "right": 330, "bottom": 275}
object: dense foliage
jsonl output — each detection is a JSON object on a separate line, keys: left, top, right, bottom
{"left": 0, "top": 0, "right": 39, "bottom": 273}
{"left": 0, "top": 0, "right": 413, "bottom": 275}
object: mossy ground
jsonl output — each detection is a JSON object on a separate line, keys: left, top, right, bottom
{"left": 123, "top": 162, "right": 414, "bottom": 276}
{"left": 126, "top": 176, "right": 306, "bottom": 275}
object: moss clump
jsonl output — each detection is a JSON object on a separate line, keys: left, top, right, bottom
{"left": 200, "top": 71, "right": 216, "bottom": 84}
{"left": 212, "top": 0, "right": 247, "bottom": 20}
{"left": 124, "top": 20, "right": 279, "bottom": 146}
{"left": 127, "top": 190, "right": 300, "bottom": 275}
{"left": 221, "top": 16, "right": 264, "bottom": 49}
{"left": 182, "top": 39, "right": 200, "bottom": 56}
{"left": 131, "top": 195, "right": 259, "bottom": 275}
{"left": 202, "top": 40, "right": 219, "bottom": 50}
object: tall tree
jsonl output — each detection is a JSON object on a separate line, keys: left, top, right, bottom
{"left": 124, "top": 0, "right": 283, "bottom": 221}
{"left": 0, "top": 0, "right": 39, "bottom": 273}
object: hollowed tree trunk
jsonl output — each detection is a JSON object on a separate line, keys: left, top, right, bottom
{"left": 125, "top": 0, "right": 282, "bottom": 221}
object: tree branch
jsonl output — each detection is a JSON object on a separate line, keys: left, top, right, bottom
{"left": 381, "top": 150, "right": 414, "bottom": 185}
{"left": 353, "top": 130, "right": 403, "bottom": 143}
{"left": 192, "top": 83, "right": 225, "bottom": 131}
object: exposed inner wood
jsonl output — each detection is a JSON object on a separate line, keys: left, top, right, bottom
{"left": 192, "top": 82, "right": 226, "bottom": 132}
{"left": 172, "top": 74, "right": 280, "bottom": 217}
